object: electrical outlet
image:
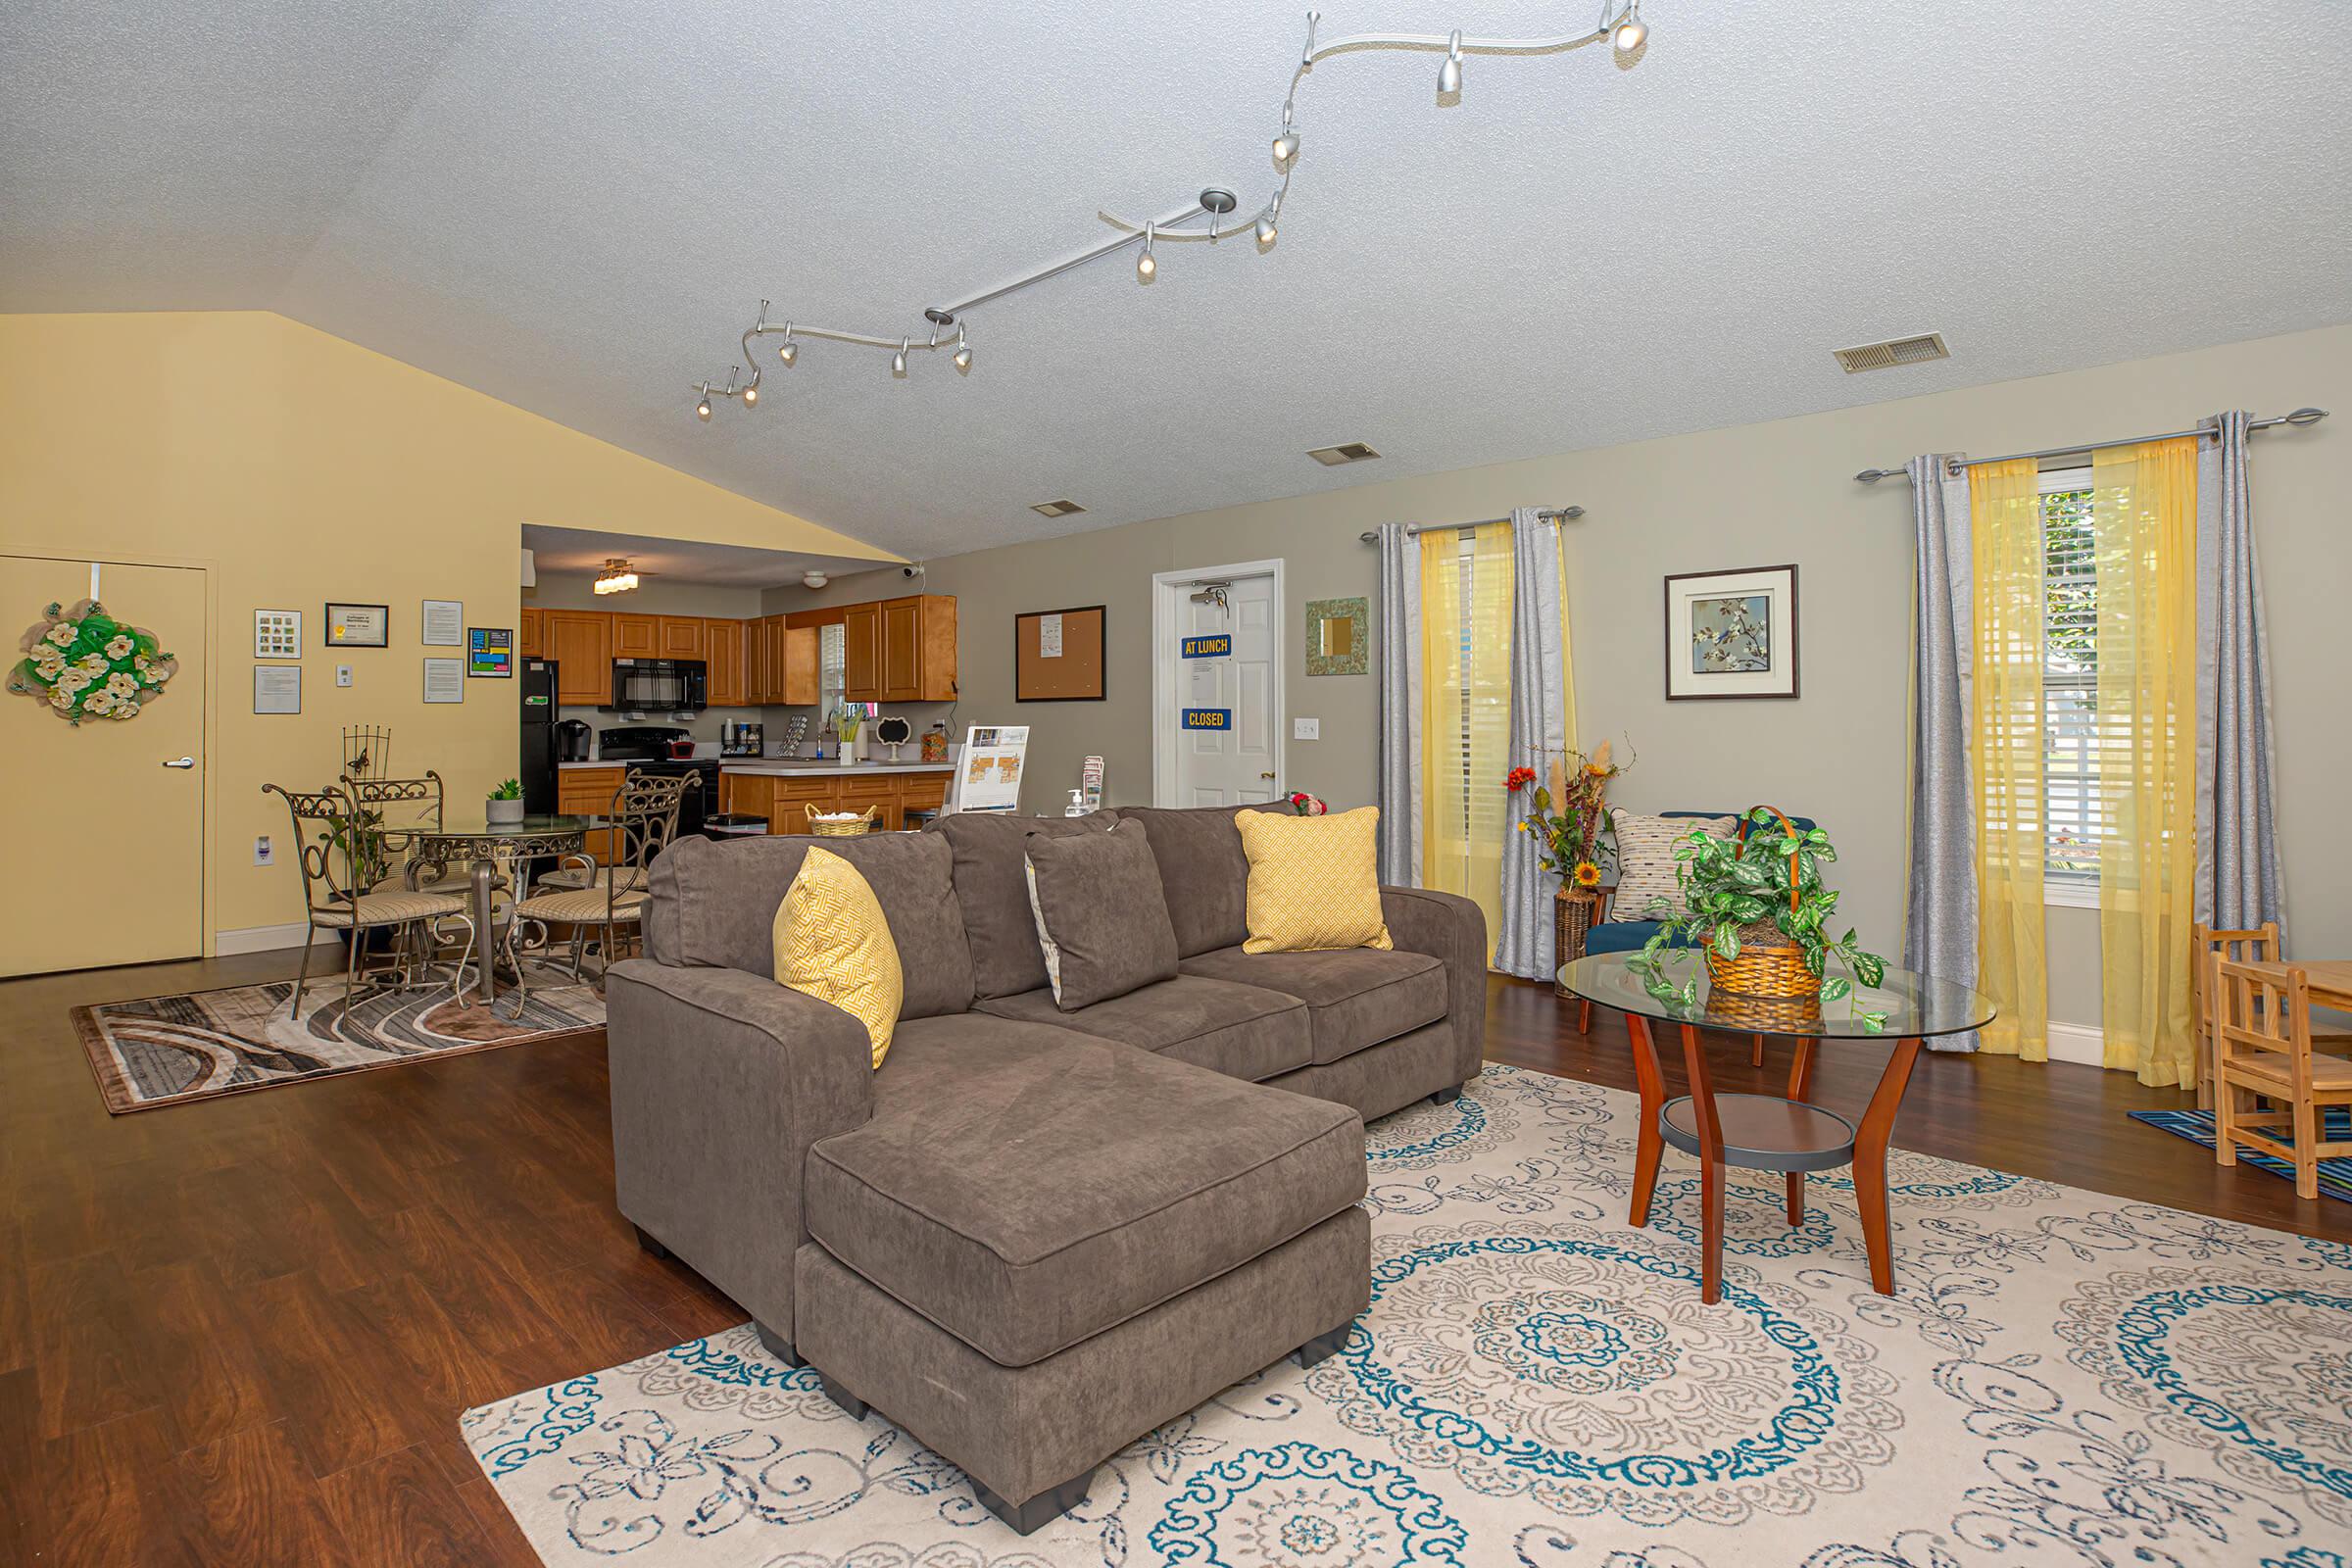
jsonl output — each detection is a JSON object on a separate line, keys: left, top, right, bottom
{"left": 336, "top": 664, "right": 353, "bottom": 688}
{"left": 1293, "top": 717, "right": 1320, "bottom": 740}
{"left": 254, "top": 835, "right": 273, "bottom": 866}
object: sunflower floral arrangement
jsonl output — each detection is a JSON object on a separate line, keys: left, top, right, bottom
{"left": 8, "top": 600, "right": 176, "bottom": 726}
{"left": 1505, "top": 739, "right": 1633, "bottom": 892}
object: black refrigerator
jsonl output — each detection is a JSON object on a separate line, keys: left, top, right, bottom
{"left": 520, "top": 659, "right": 559, "bottom": 814}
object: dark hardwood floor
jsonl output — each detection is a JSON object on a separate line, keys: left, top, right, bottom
{"left": 2, "top": 954, "right": 2340, "bottom": 1564}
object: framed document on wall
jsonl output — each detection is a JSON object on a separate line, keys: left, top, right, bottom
{"left": 1014, "top": 605, "right": 1105, "bottom": 702}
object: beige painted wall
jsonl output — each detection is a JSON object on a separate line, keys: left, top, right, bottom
{"left": 776, "top": 324, "right": 2350, "bottom": 1029}
{"left": 0, "top": 311, "right": 889, "bottom": 948}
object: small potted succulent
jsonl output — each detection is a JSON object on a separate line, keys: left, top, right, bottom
{"left": 486, "top": 776, "right": 525, "bottom": 826}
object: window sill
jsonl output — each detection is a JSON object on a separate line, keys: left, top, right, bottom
{"left": 2044, "top": 881, "right": 2101, "bottom": 910}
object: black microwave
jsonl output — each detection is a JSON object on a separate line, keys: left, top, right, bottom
{"left": 606, "top": 659, "right": 707, "bottom": 712}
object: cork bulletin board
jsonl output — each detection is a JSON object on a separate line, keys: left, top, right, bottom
{"left": 1014, "top": 605, "right": 1105, "bottom": 702}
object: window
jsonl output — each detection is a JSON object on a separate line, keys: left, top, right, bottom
{"left": 818, "top": 622, "right": 846, "bottom": 711}
{"left": 2037, "top": 466, "right": 2100, "bottom": 906}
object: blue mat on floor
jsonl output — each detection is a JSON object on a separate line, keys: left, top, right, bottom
{"left": 2130, "top": 1106, "right": 2352, "bottom": 1203}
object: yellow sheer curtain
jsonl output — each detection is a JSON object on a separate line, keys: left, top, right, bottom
{"left": 1420, "top": 521, "right": 1514, "bottom": 962}
{"left": 2093, "top": 439, "right": 2198, "bottom": 1086}
{"left": 1971, "top": 458, "right": 2047, "bottom": 1059}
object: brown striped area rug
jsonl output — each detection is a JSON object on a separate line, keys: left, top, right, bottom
{"left": 72, "top": 960, "right": 605, "bottom": 1113}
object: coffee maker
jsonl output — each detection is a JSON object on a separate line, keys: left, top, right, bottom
{"left": 718, "top": 720, "right": 763, "bottom": 758}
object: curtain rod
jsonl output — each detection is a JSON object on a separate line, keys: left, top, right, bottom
{"left": 1357, "top": 506, "right": 1583, "bottom": 543}
{"left": 1853, "top": 407, "right": 2328, "bottom": 484}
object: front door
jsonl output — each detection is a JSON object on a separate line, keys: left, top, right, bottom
{"left": 1173, "top": 569, "right": 1279, "bottom": 807}
{"left": 0, "top": 556, "right": 207, "bottom": 975}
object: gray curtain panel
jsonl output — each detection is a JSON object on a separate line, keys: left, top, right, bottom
{"left": 1494, "top": 508, "right": 1570, "bottom": 981}
{"left": 2193, "top": 412, "right": 2284, "bottom": 931}
{"left": 1374, "top": 522, "right": 1424, "bottom": 888}
{"left": 1902, "top": 454, "right": 1981, "bottom": 1052}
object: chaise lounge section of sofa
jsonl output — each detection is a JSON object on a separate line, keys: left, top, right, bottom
{"left": 605, "top": 804, "right": 1486, "bottom": 1533}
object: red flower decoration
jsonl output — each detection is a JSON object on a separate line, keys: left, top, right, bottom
{"left": 1503, "top": 766, "right": 1537, "bottom": 793}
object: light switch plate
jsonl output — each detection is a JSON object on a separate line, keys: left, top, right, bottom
{"left": 254, "top": 835, "right": 273, "bottom": 866}
{"left": 1293, "top": 717, "right": 1320, "bottom": 740}
{"left": 336, "top": 664, "right": 353, "bottom": 687}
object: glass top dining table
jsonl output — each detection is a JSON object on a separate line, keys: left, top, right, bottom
{"left": 1557, "top": 950, "right": 1995, "bottom": 1305}
{"left": 399, "top": 816, "right": 596, "bottom": 1005}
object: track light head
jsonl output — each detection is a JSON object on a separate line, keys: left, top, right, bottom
{"left": 1254, "top": 209, "right": 1278, "bottom": 248}
{"left": 892, "top": 337, "right": 908, "bottom": 376}
{"left": 1271, "top": 124, "right": 1300, "bottom": 168}
{"left": 1612, "top": 2, "right": 1646, "bottom": 55}
{"left": 1438, "top": 31, "right": 1462, "bottom": 96}
{"left": 778, "top": 332, "right": 798, "bottom": 367}
{"left": 1137, "top": 222, "right": 1156, "bottom": 283}
{"left": 695, "top": 397, "right": 711, "bottom": 420}
{"left": 952, "top": 334, "right": 972, "bottom": 372}
{"left": 741, "top": 380, "right": 758, "bottom": 407}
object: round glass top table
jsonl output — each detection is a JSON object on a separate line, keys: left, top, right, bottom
{"left": 1557, "top": 951, "right": 1994, "bottom": 1303}
{"left": 403, "top": 816, "right": 594, "bottom": 1005}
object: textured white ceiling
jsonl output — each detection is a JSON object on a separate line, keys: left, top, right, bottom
{"left": 7, "top": 1, "right": 2349, "bottom": 559}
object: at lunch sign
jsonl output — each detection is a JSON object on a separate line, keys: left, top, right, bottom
{"left": 1181, "top": 634, "right": 1231, "bottom": 660}
{"left": 1182, "top": 708, "right": 1232, "bottom": 731}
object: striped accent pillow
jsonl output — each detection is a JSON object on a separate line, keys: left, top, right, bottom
{"left": 1612, "top": 813, "right": 1735, "bottom": 920}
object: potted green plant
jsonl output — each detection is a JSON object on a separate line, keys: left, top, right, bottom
{"left": 486, "top": 776, "right": 525, "bottom": 825}
{"left": 831, "top": 706, "right": 862, "bottom": 765}
{"left": 1630, "top": 807, "right": 1891, "bottom": 1032}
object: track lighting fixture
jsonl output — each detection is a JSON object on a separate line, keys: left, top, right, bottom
{"left": 1613, "top": 1, "right": 1646, "bottom": 55}
{"left": 690, "top": 9, "right": 1652, "bottom": 419}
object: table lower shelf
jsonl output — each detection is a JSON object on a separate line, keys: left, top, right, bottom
{"left": 1659, "top": 1093, "right": 1858, "bottom": 1174}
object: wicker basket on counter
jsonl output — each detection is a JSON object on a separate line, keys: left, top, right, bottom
{"left": 1700, "top": 806, "right": 1819, "bottom": 1001}
{"left": 806, "top": 802, "right": 883, "bottom": 837}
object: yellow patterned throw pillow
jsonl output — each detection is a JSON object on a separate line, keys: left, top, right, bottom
{"left": 1234, "top": 806, "right": 1393, "bottom": 955}
{"left": 772, "top": 847, "right": 904, "bottom": 1067}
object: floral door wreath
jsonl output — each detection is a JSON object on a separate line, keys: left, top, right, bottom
{"left": 8, "top": 599, "right": 177, "bottom": 725}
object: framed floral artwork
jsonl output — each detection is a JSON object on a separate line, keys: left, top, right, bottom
{"left": 1663, "top": 564, "right": 1798, "bottom": 700}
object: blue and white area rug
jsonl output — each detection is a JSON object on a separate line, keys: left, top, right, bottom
{"left": 464, "top": 1063, "right": 2352, "bottom": 1567}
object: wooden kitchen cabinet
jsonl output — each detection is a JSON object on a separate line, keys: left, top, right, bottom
{"left": 718, "top": 768, "right": 951, "bottom": 835}
{"left": 518, "top": 605, "right": 544, "bottom": 659}
{"left": 842, "top": 603, "right": 881, "bottom": 702}
{"left": 778, "top": 623, "right": 817, "bottom": 706}
{"left": 706, "top": 617, "right": 746, "bottom": 707}
{"left": 658, "top": 616, "right": 709, "bottom": 661}
{"left": 542, "top": 611, "right": 612, "bottom": 706}
{"left": 611, "top": 613, "right": 659, "bottom": 659}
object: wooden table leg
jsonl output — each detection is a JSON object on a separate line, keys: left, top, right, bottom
{"left": 1679, "top": 1023, "right": 1725, "bottom": 1304}
{"left": 1784, "top": 1039, "right": 1817, "bottom": 1226}
{"left": 1624, "top": 1012, "right": 1666, "bottom": 1229}
{"left": 1851, "top": 1036, "right": 1923, "bottom": 1296}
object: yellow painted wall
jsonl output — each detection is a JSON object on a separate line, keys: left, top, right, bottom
{"left": 0, "top": 310, "right": 889, "bottom": 944}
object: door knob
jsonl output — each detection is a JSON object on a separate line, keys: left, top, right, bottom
{"left": 163, "top": 757, "right": 196, "bottom": 769}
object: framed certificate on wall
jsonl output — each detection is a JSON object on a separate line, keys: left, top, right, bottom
{"left": 323, "top": 602, "right": 389, "bottom": 648}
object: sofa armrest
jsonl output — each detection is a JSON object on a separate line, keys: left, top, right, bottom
{"left": 605, "top": 958, "right": 875, "bottom": 1350}
{"left": 1381, "top": 887, "right": 1487, "bottom": 1087}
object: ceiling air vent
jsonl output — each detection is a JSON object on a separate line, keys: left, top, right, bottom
{"left": 1307, "top": 441, "right": 1383, "bottom": 466}
{"left": 1030, "top": 499, "right": 1088, "bottom": 518}
{"left": 1832, "top": 332, "right": 1949, "bottom": 374}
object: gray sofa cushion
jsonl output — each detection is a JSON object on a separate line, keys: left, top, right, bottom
{"left": 807, "top": 1027, "right": 1365, "bottom": 1367}
{"left": 1023, "top": 819, "right": 1180, "bottom": 1010}
{"left": 930, "top": 812, "right": 1112, "bottom": 999}
{"left": 1113, "top": 804, "right": 1287, "bottom": 958}
{"left": 1178, "top": 945, "right": 1448, "bottom": 1064}
{"left": 976, "top": 973, "right": 1310, "bottom": 1082}
{"left": 645, "top": 832, "right": 975, "bottom": 1018}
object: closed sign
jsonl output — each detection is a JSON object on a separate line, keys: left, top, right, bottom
{"left": 1182, "top": 708, "right": 1232, "bottom": 730}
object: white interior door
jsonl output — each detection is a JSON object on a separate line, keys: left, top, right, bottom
{"left": 0, "top": 556, "right": 208, "bottom": 975}
{"left": 1174, "top": 571, "right": 1279, "bottom": 807}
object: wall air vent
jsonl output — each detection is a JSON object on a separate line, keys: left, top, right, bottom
{"left": 1832, "top": 332, "right": 1949, "bottom": 373}
{"left": 1030, "top": 499, "right": 1088, "bottom": 518}
{"left": 1307, "top": 441, "right": 1383, "bottom": 466}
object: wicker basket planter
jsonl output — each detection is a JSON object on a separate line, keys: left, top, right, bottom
{"left": 1552, "top": 887, "right": 1597, "bottom": 996}
{"left": 806, "top": 802, "right": 882, "bottom": 837}
{"left": 1703, "top": 919, "right": 1819, "bottom": 1000}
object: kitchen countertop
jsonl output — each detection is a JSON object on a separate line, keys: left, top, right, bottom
{"left": 719, "top": 760, "right": 954, "bottom": 777}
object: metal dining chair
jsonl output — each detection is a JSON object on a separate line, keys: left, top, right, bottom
{"left": 263, "top": 783, "right": 472, "bottom": 1018}
{"left": 500, "top": 772, "right": 689, "bottom": 1007}
{"left": 341, "top": 769, "right": 474, "bottom": 897}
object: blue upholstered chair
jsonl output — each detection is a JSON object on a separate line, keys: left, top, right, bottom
{"left": 1580, "top": 809, "right": 1821, "bottom": 1061}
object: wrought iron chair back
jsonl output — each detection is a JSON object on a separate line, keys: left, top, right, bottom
{"left": 605, "top": 771, "right": 692, "bottom": 910}
{"left": 264, "top": 782, "right": 380, "bottom": 910}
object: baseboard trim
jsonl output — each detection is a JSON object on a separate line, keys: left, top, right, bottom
{"left": 215, "top": 922, "right": 337, "bottom": 956}
{"left": 2044, "top": 1019, "right": 2105, "bottom": 1067}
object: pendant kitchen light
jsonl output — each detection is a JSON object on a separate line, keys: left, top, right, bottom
{"left": 687, "top": 5, "right": 1652, "bottom": 415}
{"left": 593, "top": 559, "right": 641, "bottom": 596}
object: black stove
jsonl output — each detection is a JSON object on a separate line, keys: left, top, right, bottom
{"left": 597, "top": 727, "right": 721, "bottom": 836}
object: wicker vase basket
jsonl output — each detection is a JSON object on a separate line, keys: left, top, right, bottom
{"left": 1704, "top": 986, "right": 1825, "bottom": 1033}
{"left": 806, "top": 802, "right": 883, "bottom": 837}
{"left": 1699, "top": 806, "right": 1820, "bottom": 1001}
{"left": 1552, "top": 887, "right": 1597, "bottom": 997}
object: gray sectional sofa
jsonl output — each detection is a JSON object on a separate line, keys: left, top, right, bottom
{"left": 605, "top": 804, "right": 1487, "bottom": 1534}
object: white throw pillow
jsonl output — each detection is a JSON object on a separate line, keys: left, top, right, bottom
{"left": 1612, "top": 812, "right": 1736, "bottom": 919}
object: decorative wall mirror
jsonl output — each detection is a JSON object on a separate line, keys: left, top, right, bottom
{"left": 1304, "top": 596, "right": 1368, "bottom": 676}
